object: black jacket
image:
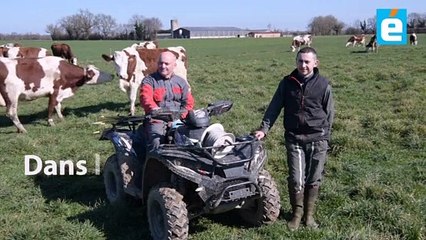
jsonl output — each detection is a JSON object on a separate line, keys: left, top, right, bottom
{"left": 259, "top": 68, "right": 334, "bottom": 143}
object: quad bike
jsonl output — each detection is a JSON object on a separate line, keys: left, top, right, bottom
{"left": 100, "top": 100, "right": 280, "bottom": 240}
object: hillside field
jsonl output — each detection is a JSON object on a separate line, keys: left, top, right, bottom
{"left": 0, "top": 35, "right": 425, "bottom": 239}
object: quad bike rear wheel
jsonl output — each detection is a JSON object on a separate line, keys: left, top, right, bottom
{"left": 237, "top": 169, "right": 281, "bottom": 226}
{"left": 147, "top": 184, "right": 189, "bottom": 240}
{"left": 103, "top": 154, "right": 128, "bottom": 205}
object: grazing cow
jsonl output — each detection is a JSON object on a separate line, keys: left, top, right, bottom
{"left": 291, "top": 34, "right": 312, "bottom": 52}
{"left": 410, "top": 33, "right": 418, "bottom": 46}
{"left": 0, "top": 56, "right": 113, "bottom": 133}
{"left": 346, "top": 34, "right": 366, "bottom": 47}
{"left": 366, "top": 35, "right": 378, "bottom": 53}
{"left": 0, "top": 43, "right": 20, "bottom": 57}
{"left": 101, "top": 46, "right": 188, "bottom": 116}
{"left": 5, "top": 47, "right": 49, "bottom": 58}
{"left": 0, "top": 43, "right": 20, "bottom": 48}
{"left": 51, "top": 43, "right": 77, "bottom": 65}
{"left": 130, "top": 41, "right": 159, "bottom": 49}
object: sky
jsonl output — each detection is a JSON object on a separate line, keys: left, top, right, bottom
{"left": 2, "top": 0, "right": 424, "bottom": 34}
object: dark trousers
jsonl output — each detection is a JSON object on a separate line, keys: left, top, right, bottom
{"left": 285, "top": 139, "right": 328, "bottom": 193}
{"left": 145, "top": 120, "right": 167, "bottom": 150}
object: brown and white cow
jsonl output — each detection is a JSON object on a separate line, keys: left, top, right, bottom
{"left": 51, "top": 43, "right": 77, "bottom": 65}
{"left": 410, "top": 33, "right": 418, "bottom": 46}
{"left": 0, "top": 43, "right": 20, "bottom": 48}
{"left": 366, "top": 35, "right": 378, "bottom": 53}
{"left": 346, "top": 34, "right": 366, "bottom": 47}
{"left": 0, "top": 43, "right": 21, "bottom": 57}
{"left": 101, "top": 46, "right": 188, "bottom": 116}
{"left": 0, "top": 56, "right": 113, "bottom": 133}
{"left": 130, "top": 41, "right": 159, "bottom": 49}
{"left": 4, "top": 46, "right": 49, "bottom": 58}
{"left": 291, "top": 34, "right": 312, "bottom": 52}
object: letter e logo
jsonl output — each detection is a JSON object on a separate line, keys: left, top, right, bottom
{"left": 377, "top": 9, "right": 407, "bottom": 45}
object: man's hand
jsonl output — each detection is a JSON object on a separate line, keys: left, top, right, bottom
{"left": 254, "top": 130, "right": 265, "bottom": 140}
{"left": 180, "top": 110, "right": 189, "bottom": 120}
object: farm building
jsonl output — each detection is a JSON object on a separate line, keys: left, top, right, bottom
{"left": 247, "top": 31, "right": 281, "bottom": 38}
{"left": 164, "top": 19, "right": 282, "bottom": 39}
{"left": 172, "top": 27, "right": 252, "bottom": 39}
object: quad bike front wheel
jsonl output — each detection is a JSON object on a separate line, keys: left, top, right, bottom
{"left": 103, "top": 154, "right": 128, "bottom": 205}
{"left": 237, "top": 169, "right": 281, "bottom": 226}
{"left": 147, "top": 184, "right": 189, "bottom": 240}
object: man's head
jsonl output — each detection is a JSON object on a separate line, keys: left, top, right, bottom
{"left": 296, "top": 47, "right": 319, "bottom": 77}
{"left": 158, "top": 51, "right": 177, "bottom": 79}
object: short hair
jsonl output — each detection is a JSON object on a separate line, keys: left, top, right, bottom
{"left": 297, "top": 47, "right": 318, "bottom": 59}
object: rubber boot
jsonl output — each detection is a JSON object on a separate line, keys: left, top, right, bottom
{"left": 287, "top": 190, "right": 304, "bottom": 231}
{"left": 304, "top": 186, "right": 319, "bottom": 229}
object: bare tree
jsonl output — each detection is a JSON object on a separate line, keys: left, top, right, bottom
{"left": 46, "top": 24, "right": 64, "bottom": 40}
{"left": 75, "top": 9, "right": 97, "bottom": 39}
{"left": 60, "top": 15, "right": 81, "bottom": 39}
{"left": 415, "top": 13, "right": 426, "bottom": 28}
{"left": 143, "top": 17, "right": 163, "bottom": 40}
{"left": 332, "top": 21, "right": 345, "bottom": 35}
{"left": 408, "top": 13, "right": 422, "bottom": 28}
{"left": 366, "top": 17, "right": 376, "bottom": 33}
{"left": 308, "top": 15, "right": 344, "bottom": 35}
{"left": 95, "top": 14, "right": 117, "bottom": 39}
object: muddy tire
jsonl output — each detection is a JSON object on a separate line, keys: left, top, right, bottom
{"left": 103, "top": 154, "right": 128, "bottom": 205}
{"left": 147, "top": 185, "right": 188, "bottom": 240}
{"left": 238, "top": 169, "right": 281, "bottom": 226}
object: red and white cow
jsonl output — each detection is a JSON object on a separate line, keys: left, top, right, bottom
{"left": 51, "top": 43, "right": 78, "bottom": 65}
{"left": 291, "top": 34, "right": 312, "bottom": 52}
{"left": 130, "top": 41, "right": 159, "bottom": 49}
{"left": 0, "top": 43, "right": 21, "bottom": 57}
{"left": 346, "top": 34, "right": 366, "bottom": 47}
{"left": 0, "top": 56, "right": 113, "bottom": 133}
{"left": 410, "top": 33, "right": 418, "bottom": 46}
{"left": 4, "top": 46, "right": 49, "bottom": 58}
{"left": 101, "top": 46, "right": 188, "bottom": 116}
{"left": 0, "top": 43, "right": 20, "bottom": 48}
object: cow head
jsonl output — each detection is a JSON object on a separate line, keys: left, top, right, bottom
{"left": 82, "top": 65, "right": 114, "bottom": 85}
{"left": 101, "top": 47, "right": 146, "bottom": 82}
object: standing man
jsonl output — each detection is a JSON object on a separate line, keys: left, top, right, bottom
{"left": 254, "top": 47, "right": 334, "bottom": 230}
{"left": 140, "top": 51, "right": 194, "bottom": 150}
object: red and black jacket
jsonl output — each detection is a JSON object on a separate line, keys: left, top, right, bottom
{"left": 140, "top": 72, "right": 194, "bottom": 118}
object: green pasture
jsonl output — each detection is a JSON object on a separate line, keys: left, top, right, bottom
{"left": 0, "top": 35, "right": 425, "bottom": 239}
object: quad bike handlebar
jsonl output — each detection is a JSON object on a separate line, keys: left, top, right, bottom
{"left": 100, "top": 100, "right": 234, "bottom": 140}
{"left": 104, "top": 100, "right": 233, "bottom": 127}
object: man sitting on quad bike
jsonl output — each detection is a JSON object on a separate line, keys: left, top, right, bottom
{"left": 101, "top": 52, "right": 281, "bottom": 240}
{"left": 139, "top": 51, "right": 194, "bottom": 150}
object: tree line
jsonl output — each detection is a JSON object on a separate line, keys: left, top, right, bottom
{"left": 44, "top": 9, "right": 163, "bottom": 40}
{"left": 1, "top": 9, "right": 425, "bottom": 41}
{"left": 308, "top": 12, "right": 426, "bottom": 35}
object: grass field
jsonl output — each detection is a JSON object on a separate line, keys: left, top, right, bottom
{"left": 0, "top": 35, "right": 425, "bottom": 240}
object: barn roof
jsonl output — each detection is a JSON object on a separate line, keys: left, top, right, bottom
{"left": 180, "top": 27, "right": 247, "bottom": 31}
